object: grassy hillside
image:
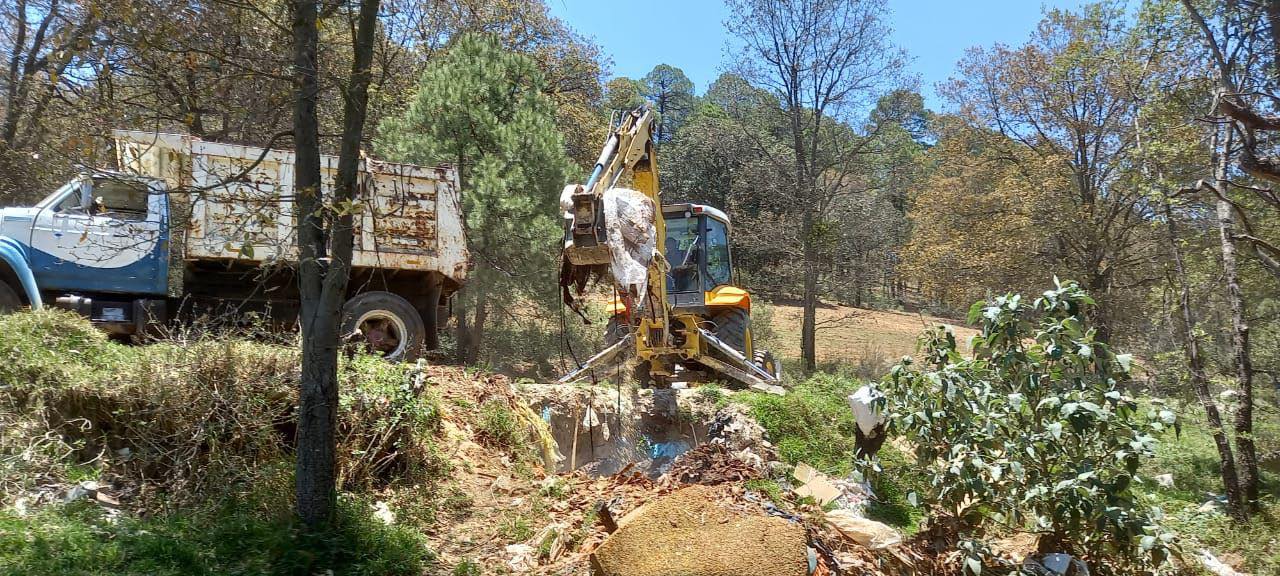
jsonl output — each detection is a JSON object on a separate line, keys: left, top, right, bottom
{"left": 764, "top": 301, "right": 977, "bottom": 370}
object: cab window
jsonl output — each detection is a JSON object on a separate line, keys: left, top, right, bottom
{"left": 90, "top": 177, "right": 151, "bottom": 220}
{"left": 665, "top": 216, "right": 701, "bottom": 292}
{"left": 705, "top": 217, "right": 732, "bottom": 286}
{"left": 45, "top": 181, "right": 86, "bottom": 213}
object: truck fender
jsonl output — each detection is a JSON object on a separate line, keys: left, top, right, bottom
{"left": 0, "top": 237, "right": 42, "bottom": 309}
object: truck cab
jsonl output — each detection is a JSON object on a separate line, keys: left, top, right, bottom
{"left": 0, "top": 171, "right": 169, "bottom": 333}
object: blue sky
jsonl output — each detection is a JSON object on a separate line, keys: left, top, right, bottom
{"left": 547, "top": 0, "right": 1090, "bottom": 110}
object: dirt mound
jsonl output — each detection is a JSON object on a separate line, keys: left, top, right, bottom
{"left": 589, "top": 484, "right": 809, "bottom": 576}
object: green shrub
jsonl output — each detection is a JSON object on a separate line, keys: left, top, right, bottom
{"left": 477, "top": 398, "right": 523, "bottom": 450}
{"left": 736, "top": 371, "right": 926, "bottom": 532}
{"left": 883, "top": 280, "right": 1175, "bottom": 574}
{"left": 0, "top": 311, "right": 451, "bottom": 505}
{"left": 738, "top": 372, "right": 861, "bottom": 475}
{"left": 0, "top": 489, "right": 432, "bottom": 576}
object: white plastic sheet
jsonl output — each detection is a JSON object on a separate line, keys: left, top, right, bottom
{"left": 601, "top": 187, "right": 657, "bottom": 297}
{"left": 847, "top": 385, "right": 887, "bottom": 437}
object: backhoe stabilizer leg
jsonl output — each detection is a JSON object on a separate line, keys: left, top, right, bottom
{"left": 556, "top": 333, "right": 635, "bottom": 385}
{"left": 697, "top": 328, "right": 785, "bottom": 395}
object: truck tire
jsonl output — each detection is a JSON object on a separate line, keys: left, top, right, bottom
{"left": 0, "top": 282, "right": 21, "bottom": 313}
{"left": 711, "top": 308, "right": 749, "bottom": 353}
{"left": 341, "top": 291, "right": 425, "bottom": 362}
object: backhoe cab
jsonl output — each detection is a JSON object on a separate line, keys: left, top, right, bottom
{"left": 557, "top": 107, "right": 782, "bottom": 393}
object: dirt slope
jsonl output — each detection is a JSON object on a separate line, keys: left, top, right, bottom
{"left": 767, "top": 302, "right": 977, "bottom": 367}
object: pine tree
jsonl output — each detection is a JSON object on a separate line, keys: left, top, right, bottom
{"left": 378, "top": 33, "right": 571, "bottom": 363}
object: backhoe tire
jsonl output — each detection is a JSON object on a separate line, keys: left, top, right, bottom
{"left": 604, "top": 315, "right": 628, "bottom": 346}
{"left": 341, "top": 291, "right": 425, "bottom": 362}
{"left": 0, "top": 282, "right": 21, "bottom": 313}
{"left": 711, "top": 308, "right": 749, "bottom": 353}
{"left": 754, "top": 348, "right": 782, "bottom": 382}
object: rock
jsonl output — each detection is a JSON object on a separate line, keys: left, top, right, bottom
{"left": 1154, "top": 473, "right": 1174, "bottom": 488}
{"left": 825, "top": 509, "right": 902, "bottom": 549}
{"left": 1200, "top": 550, "right": 1250, "bottom": 576}
{"left": 590, "top": 485, "right": 808, "bottom": 576}
{"left": 1023, "top": 553, "right": 1090, "bottom": 575}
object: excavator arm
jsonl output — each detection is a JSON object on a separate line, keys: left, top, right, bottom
{"left": 557, "top": 107, "right": 782, "bottom": 394}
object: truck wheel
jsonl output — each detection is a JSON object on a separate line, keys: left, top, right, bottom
{"left": 711, "top": 308, "right": 749, "bottom": 353}
{"left": 0, "top": 282, "right": 21, "bottom": 313}
{"left": 341, "top": 291, "right": 425, "bottom": 362}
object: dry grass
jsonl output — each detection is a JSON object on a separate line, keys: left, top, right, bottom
{"left": 766, "top": 302, "right": 977, "bottom": 368}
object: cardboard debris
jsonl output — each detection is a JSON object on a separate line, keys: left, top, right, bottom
{"left": 792, "top": 463, "right": 842, "bottom": 506}
{"left": 826, "top": 509, "right": 902, "bottom": 549}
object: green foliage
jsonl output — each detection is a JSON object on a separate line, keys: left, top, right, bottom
{"left": 378, "top": 32, "right": 567, "bottom": 282}
{"left": 641, "top": 64, "right": 695, "bottom": 141}
{"left": 738, "top": 372, "right": 861, "bottom": 475}
{"left": 737, "top": 372, "right": 925, "bottom": 531}
{"left": 1140, "top": 395, "right": 1280, "bottom": 574}
{"left": 883, "top": 280, "right": 1175, "bottom": 572}
{"left": 0, "top": 309, "right": 128, "bottom": 392}
{"left": 476, "top": 399, "right": 523, "bottom": 450}
{"left": 452, "top": 560, "right": 482, "bottom": 576}
{"left": 0, "top": 311, "right": 451, "bottom": 503}
{"left": 0, "top": 492, "right": 432, "bottom": 576}
{"left": 378, "top": 31, "right": 574, "bottom": 369}
{"left": 338, "top": 355, "right": 450, "bottom": 488}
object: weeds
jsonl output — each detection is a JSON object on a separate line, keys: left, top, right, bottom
{"left": 477, "top": 399, "right": 523, "bottom": 449}
{"left": 0, "top": 311, "right": 452, "bottom": 508}
{"left": 0, "top": 488, "right": 433, "bottom": 576}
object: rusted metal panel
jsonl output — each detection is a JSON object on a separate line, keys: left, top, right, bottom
{"left": 113, "top": 130, "right": 469, "bottom": 286}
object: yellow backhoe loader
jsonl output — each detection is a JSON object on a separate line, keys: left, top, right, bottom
{"left": 557, "top": 107, "right": 783, "bottom": 393}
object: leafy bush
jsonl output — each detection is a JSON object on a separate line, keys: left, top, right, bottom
{"left": 882, "top": 280, "right": 1175, "bottom": 573}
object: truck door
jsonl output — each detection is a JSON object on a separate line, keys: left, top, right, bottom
{"left": 30, "top": 176, "right": 169, "bottom": 295}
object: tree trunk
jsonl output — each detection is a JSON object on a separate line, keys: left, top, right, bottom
{"left": 291, "top": 0, "right": 330, "bottom": 528}
{"left": 1166, "top": 200, "right": 1247, "bottom": 521}
{"left": 1214, "top": 129, "right": 1260, "bottom": 512}
{"left": 800, "top": 213, "right": 818, "bottom": 372}
{"left": 293, "top": 0, "right": 380, "bottom": 528}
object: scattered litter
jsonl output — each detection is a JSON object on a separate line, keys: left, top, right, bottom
{"left": 662, "top": 442, "right": 763, "bottom": 486}
{"left": 505, "top": 543, "right": 537, "bottom": 572}
{"left": 1023, "top": 553, "right": 1090, "bottom": 576}
{"left": 1154, "top": 473, "right": 1174, "bottom": 488}
{"left": 825, "top": 509, "right": 902, "bottom": 549}
{"left": 533, "top": 523, "right": 567, "bottom": 562}
{"left": 1198, "top": 499, "right": 1223, "bottom": 514}
{"left": 792, "top": 463, "right": 842, "bottom": 506}
{"left": 1200, "top": 550, "right": 1250, "bottom": 576}
{"left": 847, "top": 385, "right": 886, "bottom": 436}
{"left": 372, "top": 500, "right": 395, "bottom": 525}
